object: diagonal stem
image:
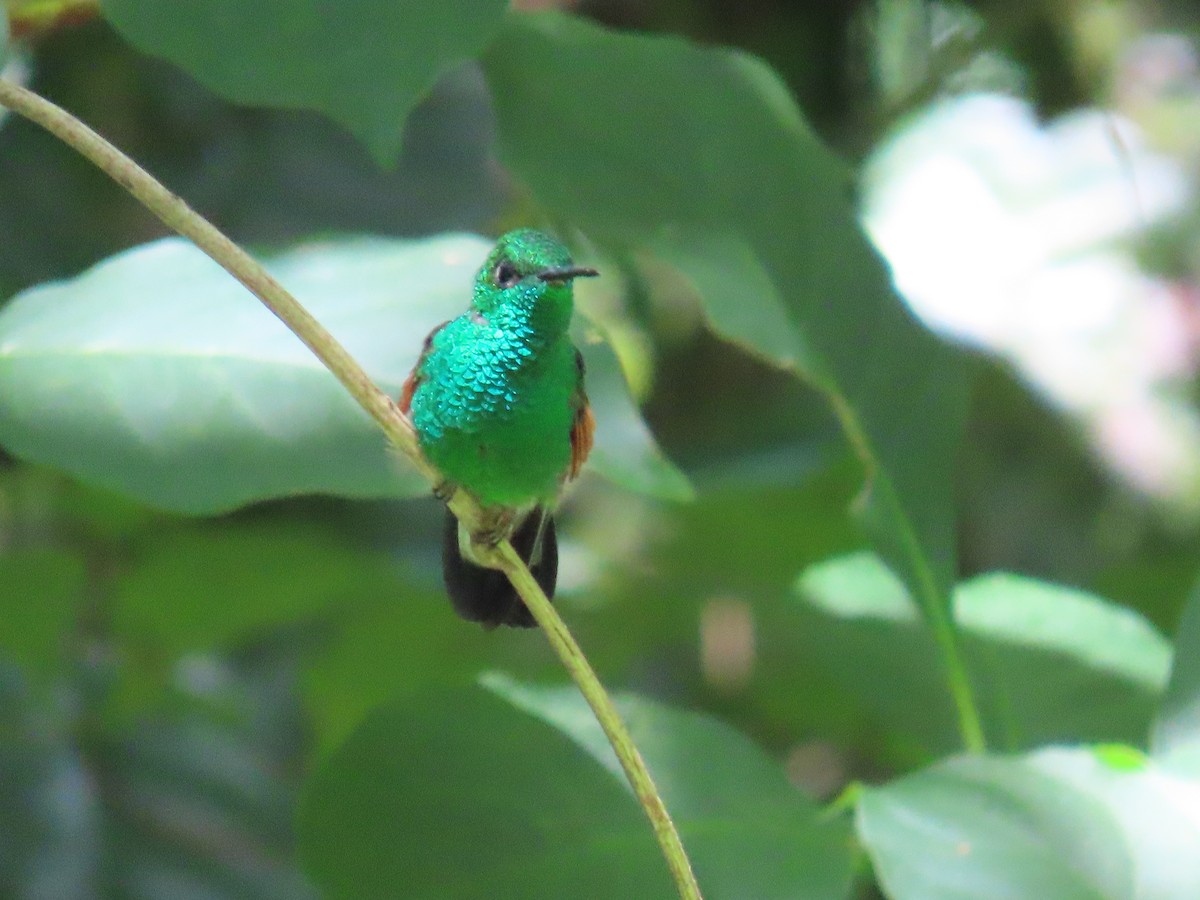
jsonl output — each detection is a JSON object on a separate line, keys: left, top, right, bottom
{"left": 0, "top": 77, "right": 702, "bottom": 900}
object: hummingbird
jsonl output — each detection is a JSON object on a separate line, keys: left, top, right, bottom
{"left": 399, "top": 229, "right": 597, "bottom": 628}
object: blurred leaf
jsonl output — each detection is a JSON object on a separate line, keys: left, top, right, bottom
{"left": 1035, "top": 745, "right": 1200, "bottom": 899}
{"left": 299, "top": 682, "right": 675, "bottom": 899}
{"left": 0, "top": 548, "right": 83, "bottom": 674}
{"left": 857, "top": 751, "right": 1133, "bottom": 899}
{"left": 1152, "top": 580, "right": 1200, "bottom": 764}
{"left": 0, "top": 656, "right": 316, "bottom": 898}
{"left": 0, "top": 235, "right": 684, "bottom": 513}
{"left": 485, "top": 675, "right": 856, "bottom": 899}
{"left": 579, "top": 333, "right": 692, "bottom": 501}
{"left": 796, "top": 554, "right": 1170, "bottom": 753}
{"left": 97, "top": 0, "right": 506, "bottom": 163}
{"left": 871, "top": 0, "right": 932, "bottom": 106}
{"left": 301, "top": 581, "right": 565, "bottom": 755}
{"left": 114, "top": 522, "right": 399, "bottom": 654}
{"left": 859, "top": 745, "right": 1200, "bottom": 899}
{"left": 483, "top": 11, "right": 969, "bottom": 643}
{"left": 300, "top": 679, "right": 852, "bottom": 899}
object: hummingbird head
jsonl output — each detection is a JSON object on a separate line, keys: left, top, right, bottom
{"left": 473, "top": 229, "right": 597, "bottom": 334}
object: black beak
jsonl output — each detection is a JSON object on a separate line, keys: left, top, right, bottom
{"left": 538, "top": 266, "right": 599, "bottom": 283}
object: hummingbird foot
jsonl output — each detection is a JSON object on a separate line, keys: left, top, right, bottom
{"left": 471, "top": 506, "right": 516, "bottom": 547}
{"left": 432, "top": 479, "right": 457, "bottom": 502}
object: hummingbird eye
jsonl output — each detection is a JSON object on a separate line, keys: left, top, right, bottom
{"left": 493, "top": 261, "right": 520, "bottom": 289}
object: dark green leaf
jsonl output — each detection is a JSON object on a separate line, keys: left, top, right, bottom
{"left": 98, "top": 0, "right": 507, "bottom": 163}
{"left": 485, "top": 674, "right": 856, "bottom": 899}
{"left": 0, "top": 235, "right": 685, "bottom": 513}
{"left": 299, "top": 683, "right": 674, "bottom": 899}
{"left": 0, "top": 548, "right": 83, "bottom": 674}
{"left": 482, "top": 11, "right": 969, "bottom": 634}
{"left": 1152, "top": 579, "right": 1200, "bottom": 764}
{"left": 300, "top": 679, "right": 853, "bottom": 899}
{"left": 114, "top": 522, "right": 399, "bottom": 654}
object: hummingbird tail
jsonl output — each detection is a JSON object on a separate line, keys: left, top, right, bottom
{"left": 441, "top": 507, "right": 558, "bottom": 629}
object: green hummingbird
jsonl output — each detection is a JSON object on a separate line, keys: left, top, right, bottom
{"left": 399, "top": 229, "right": 597, "bottom": 628}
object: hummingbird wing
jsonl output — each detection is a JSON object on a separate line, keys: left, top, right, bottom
{"left": 567, "top": 347, "right": 594, "bottom": 480}
{"left": 398, "top": 321, "right": 448, "bottom": 416}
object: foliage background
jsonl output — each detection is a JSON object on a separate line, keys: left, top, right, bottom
{"left": 2, "top": 0, "right": 1200, "bottom": 897}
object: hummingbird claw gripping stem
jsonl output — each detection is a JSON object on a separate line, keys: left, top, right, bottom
{"left": 473, "top": 507, "right": 516, "bottom": 547}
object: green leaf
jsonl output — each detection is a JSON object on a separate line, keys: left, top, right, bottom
{"left": 857, "top": 752, "right": 1134, "bottom": 899}
{"left": 482, "top": 11, "right": 969, "bottom": 658}
{"left": 484, "top": 675, "right": 856, "bottom": 899}
{"left": 859, "top": 746, "right": 1200, "bottom": 899}
{"left": 0, "top": 548, "right": 84, "bottom": 673}
{"left": 871, "top": 0, "right": 932, "bottom": 106}
{"left": 1034, "top": 745, "right": 1200, "bottom": 898}
{"left": 113, "top": 522, "right": 399, "bottom": 654}
{"left": 97, "top": 0, "right": 507, "bottom": 163}
{"left": 299, "top": 683, "right": 674, "bottom": 899}
{"left": 579, "top": 333, "right": 693, "bottom": 501}
{"left": 1152, "top": 579, "right": 1200, "bottom": 765}
{"left": 300, "top": 680, "right": 853, "bottom": 899}
{"left": 0, "top": 235, "right": 684, "bottom": 513}
{"left": 796, "top": 554, "right": 1170, "bottom": 752}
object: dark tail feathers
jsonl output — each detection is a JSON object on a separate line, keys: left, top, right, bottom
{"left": 441, "top": 508, "right": 558, "bottom": 628}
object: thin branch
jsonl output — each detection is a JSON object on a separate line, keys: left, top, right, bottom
{"left": 0, "top": 77, "right": 702, "bottom": 900}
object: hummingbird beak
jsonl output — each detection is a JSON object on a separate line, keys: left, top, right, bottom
{"left": 537, "top": 266, "right": 599, "bottom": 283}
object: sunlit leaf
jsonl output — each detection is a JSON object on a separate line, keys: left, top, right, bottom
{"left": 857, "top": 751, "right": 1133, "bottom": 899}
{"left": 0, "top": 235, "right": 685, "bottom": 513}
{"left": 796, "top": 554, "right": 1170, "bottom": 752}
{"left": 859, "top": 745, "right": 1200, "bottom": 899}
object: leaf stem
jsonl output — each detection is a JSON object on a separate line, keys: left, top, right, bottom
{"left": 829, "top": 392, "right": 986, "bottom": 753}
{"left": 0, "top": 77, "right": 702, "bottom": 900}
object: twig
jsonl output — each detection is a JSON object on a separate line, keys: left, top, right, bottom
{"left": 0, "top": 77, "right": 702, "bottom": 900}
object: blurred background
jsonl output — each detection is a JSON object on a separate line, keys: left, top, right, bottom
{"left": 2, "top": 0, "right": 1199, "bottom": 895}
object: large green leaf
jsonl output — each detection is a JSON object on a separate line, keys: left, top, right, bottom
{"left": 486, "top": 675, "right": 855, "bottom": 900}
{"left": 857, "top": 751, "right": 1132, "bottom": 899}
{"left": 299, "top": 682, "right": 674, "bottom": 899}
{"left": 796, "top": 554, "right": 1170, "bottom": 752}
{"left": 0, "top": 235, "right": 686, "bottom": 513}
{"left": 859, "top": 745, "right": 1200, "bottom": 899}
{"left": 482, "top": 11, "right": 969, "bottom": 655}
{"left": 300, "top": 679, "right": 853, "bottom": 899}
{"left": 97, "top": 0, "right": 507, "bottom": 163}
